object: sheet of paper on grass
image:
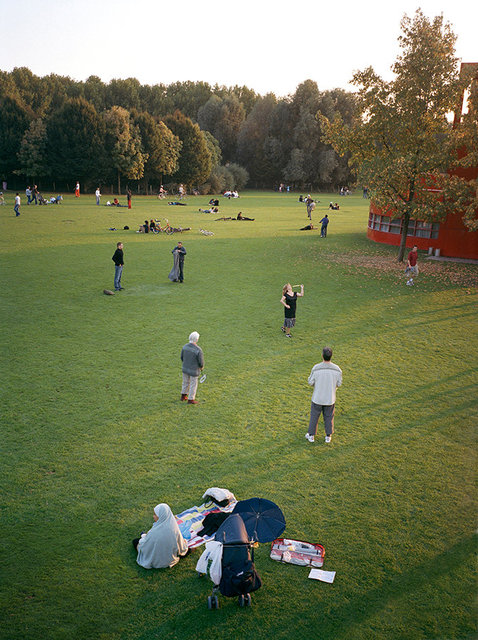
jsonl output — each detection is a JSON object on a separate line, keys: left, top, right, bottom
{"left": 308, "top": 569, "right": 336, "bottom": 583}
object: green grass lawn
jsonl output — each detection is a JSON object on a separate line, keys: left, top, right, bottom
{"left": 1, "top": 190, "right": 477, "bottom": 640}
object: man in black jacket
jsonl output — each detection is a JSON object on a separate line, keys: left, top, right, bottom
{"left": 112, "top": 242, "right": 124, "bottom": 291}
{"left": 172, "top": 241, "right": 186, "bottom": 283}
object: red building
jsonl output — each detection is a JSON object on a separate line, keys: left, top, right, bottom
{"left": 367, "top": 63, "right": 478, "bottom": 260}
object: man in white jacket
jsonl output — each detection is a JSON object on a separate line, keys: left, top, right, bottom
{"left": 305, "top": 347, "right": 342, "bottom": 444}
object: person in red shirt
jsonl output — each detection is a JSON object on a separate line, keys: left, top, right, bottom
{"left": 405, "top": 245, "right": 418, "bottom": 285}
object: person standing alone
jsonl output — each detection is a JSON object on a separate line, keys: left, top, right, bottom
{"left": 305, "top": 347, "right": 342, "bottom": 444}
{"left": 14, "top": 193, "right": 21, "bottom": 216}
{"left": 171, "top": 241, "right": 186, "bottom": 283}
{"left": 95, "top": 187, "right": 101, "bottom": 205}
{"left": 180, "top": 331, "right": 204, "bottom": 404}
{"left": 112, "top": 242, "right": 124, "bottom": 291}
{"left": 320, "top": 215, "right": 329, "bottom": 237}
{"left": 127, "top": 188, "right": 132, "bottom": 209}
{"left": 75, "top": 181, "right": 80, "bottom": 198}
{"left": 280, "top": 283, "right": 304, "bottom": 338}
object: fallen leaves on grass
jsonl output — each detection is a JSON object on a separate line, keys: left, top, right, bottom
{"left": 320, "top": 251, "right": 478, "bottom": 288}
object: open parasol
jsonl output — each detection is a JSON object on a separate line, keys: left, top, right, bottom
{"left": 232, "top": 498, "right": 286, "bottom": 543}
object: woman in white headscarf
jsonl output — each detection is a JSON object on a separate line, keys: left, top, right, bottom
{"left": 133, "top": 504, "right": 189, "bottom": 569}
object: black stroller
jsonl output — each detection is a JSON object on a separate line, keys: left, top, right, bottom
{"left": 207, "top": 514, "right": 262, "bottom": 609}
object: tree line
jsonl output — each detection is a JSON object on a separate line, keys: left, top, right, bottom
{"left": 0, "top": 69, "right": 356, "bottom": 194}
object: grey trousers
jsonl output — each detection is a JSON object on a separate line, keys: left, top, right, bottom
{"left": 182, "top": 373, "right": 199, "bottom": 399}
{"left": 307, "top": 402, "right": 335, "bottom": 436}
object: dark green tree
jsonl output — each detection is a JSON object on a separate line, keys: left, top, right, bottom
{"left": 165, "top": 81, "right": 213, "bottom": 120}
{"left": 0, "top": 94, "right": 32, "bottom": 178}
{"left": 83, "top": 75, "right": 107, "bottom": 112}
{"left": 197, "top": 94, "right": 245, "bottom": 161}
{"left": 132, "top": 110, "right": 181, "bottom": 190}
{"left": 15, "top": 118, "right": 49, "bottom": 183}
{"left": 237, "top": 94, "right": 282, "bottom": 187}
{"left": 45, "top": 97, "right": 106, "bottom": 187}
{"left": 106, "top": 78, "right": 141, "bottom": 110}
{"left": 162, "top": 110, "right": 212, "bottom": 188}
{"left": 104, "top": 106, "right": 147, "bottom": 194}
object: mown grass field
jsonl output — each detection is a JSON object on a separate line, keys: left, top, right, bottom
{"left": 1, "top": 190, "right": 477, "bottom": 640}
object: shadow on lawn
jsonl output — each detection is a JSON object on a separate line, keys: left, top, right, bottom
{"left": 320, "top": 533, "right": 477, "bottom": 638}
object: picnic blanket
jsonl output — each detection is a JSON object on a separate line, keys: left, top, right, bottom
{"left": 175, "top": 496, "right": 237, "bottom": 549}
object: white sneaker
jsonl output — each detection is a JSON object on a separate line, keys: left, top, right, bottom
{"left": 305, "top": 433, "right": 314, "bottom": 443}
{"left": 325, "top": 436, "right": 332, "bottom": 443}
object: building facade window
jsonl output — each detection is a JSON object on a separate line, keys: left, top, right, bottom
{"left": 368, "top": 213, "right": 440, "bottom": 239}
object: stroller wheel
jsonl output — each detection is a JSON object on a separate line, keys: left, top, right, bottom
{"left": 245, "top": 593, "right": 252, "bottom": 606}
{"left": 238, "top": 594, "right": 245, "bottom": 607}
{"left": 207, "top": 595, "right": 219, "bottom": 609}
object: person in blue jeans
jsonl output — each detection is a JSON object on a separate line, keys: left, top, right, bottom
{"left": 320, "top": 215, "right": 329, "bottom": 237}
{"left": 14, "top": 193, "right": 21, "bottom": 216}
{"left": 112, "top": 242, "right": 124, "bottom": 291}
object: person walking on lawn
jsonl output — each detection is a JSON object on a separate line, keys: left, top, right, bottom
{"left": 180, "top": 331, "right": 204, "bottom": 405}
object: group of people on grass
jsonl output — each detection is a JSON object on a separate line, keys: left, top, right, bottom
{"left": 131, "top": 334, "right": 341, "bottom": 571}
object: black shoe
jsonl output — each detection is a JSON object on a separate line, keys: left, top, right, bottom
{"left": 119, "top": 287, "right": 125, "bottom": 290}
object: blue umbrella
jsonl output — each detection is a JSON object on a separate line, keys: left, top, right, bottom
{"left": 232, "top": 498, "right": 286, "bottom": 543}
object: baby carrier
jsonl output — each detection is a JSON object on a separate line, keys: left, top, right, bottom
{"left": 205, "top": 514, "right": 262, "bottom": 608}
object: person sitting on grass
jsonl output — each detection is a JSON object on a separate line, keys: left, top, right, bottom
{"left": 209, "top": 198, "right": 219, "bottom": 206}
{"left": 136, "top": 221, "right": 150, "bottom": 233}
{"left": 329, "top": 202, "right": 340, "bottom": 210}
{"left": 236, "top": 212, "right": 254, "bottom": 220}
{"left": 149, "top": 219, "right": 157, "bottom": 232}
{"left": 133, "top": 503, "right": 189, "bottom": 569}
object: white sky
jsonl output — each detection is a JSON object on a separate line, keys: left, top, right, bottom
{"left": 1, "top": 0, "right": 476, "bottom": 97}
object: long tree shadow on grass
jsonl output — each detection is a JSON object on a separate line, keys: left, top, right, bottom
{"left": 317, "top": 533, "right": 477, "bottom": 640}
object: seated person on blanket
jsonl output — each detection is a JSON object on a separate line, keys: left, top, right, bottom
{"left": 133, "top": 503, "right": 189, "bottom": 569}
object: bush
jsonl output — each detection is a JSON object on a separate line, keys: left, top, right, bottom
{"left": 226, "top": 162, "right": 249, "bottom": 190}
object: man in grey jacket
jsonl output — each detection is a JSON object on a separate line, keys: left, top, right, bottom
{"left": 180, "top": 331, "right": 204, "bottom": 405}
{"left": 305, "top": 347, "right": 342, "bottom": 444}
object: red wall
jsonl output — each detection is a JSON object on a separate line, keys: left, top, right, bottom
{"left": 367, "top": 204, "right": 478, "bottom": 260}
